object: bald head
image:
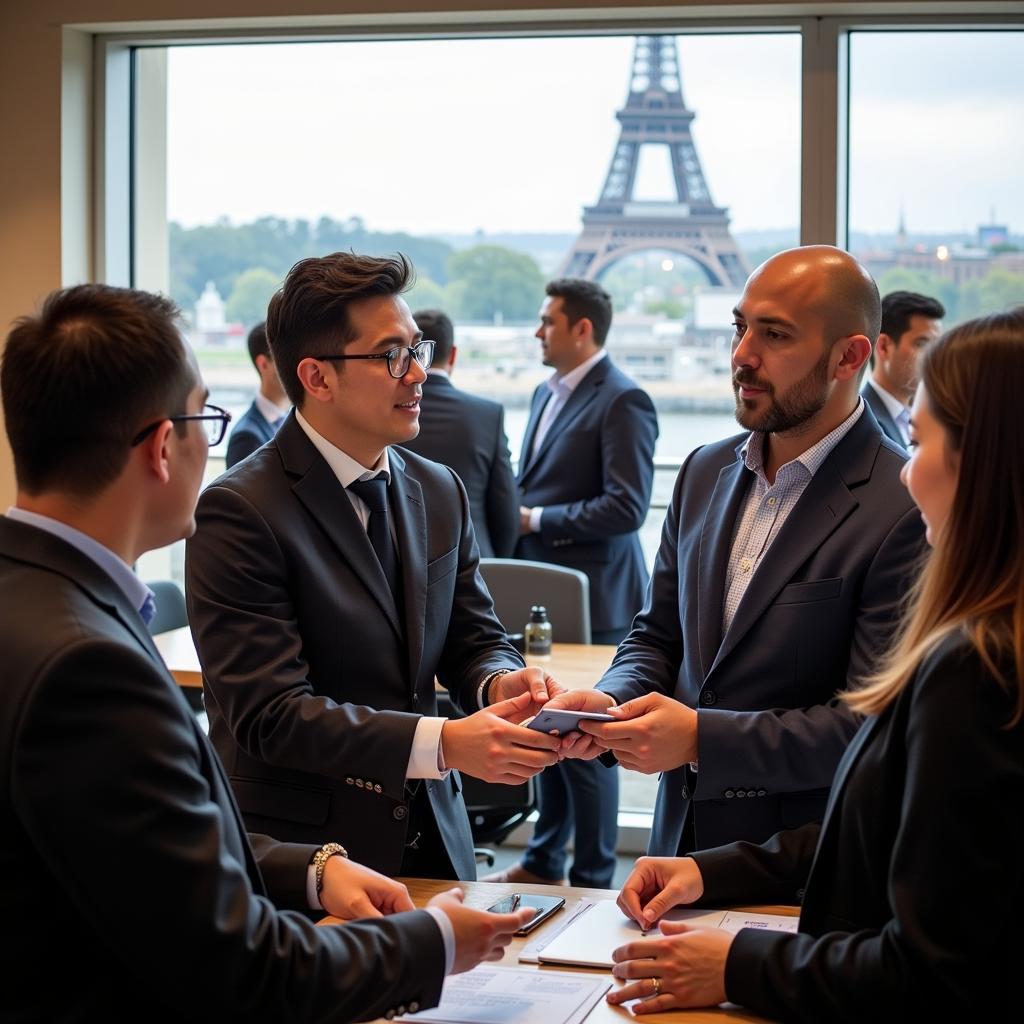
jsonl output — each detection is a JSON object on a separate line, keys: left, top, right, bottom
{"left": 748, "top": 246, "right": 881, "bottom": 345}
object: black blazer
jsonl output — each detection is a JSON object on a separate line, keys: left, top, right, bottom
{"left": 186, "top": 413, "right": 524, "bottom": 879}
{"left": 693, "top": 635, "right": 1023, "bottom": 1020}
{"left": 0, "top": 517, "right": 444, "bottom": 1023}
{"left": 225, "top": 398, "right": 279, "bottom": 468}
{"left": 399, "top": 372, "right": 518, "bottom": 557}
{"left": 599, "top": 407, "right": 924, "bottom": 854}
{"left": 861, "top": 379, "right": 906, "bottom": 448}
{"left": 515, "top": 355, "right": 659, "bottom": 634}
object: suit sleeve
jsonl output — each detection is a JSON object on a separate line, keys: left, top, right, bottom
{"left": 11, "top": 639, "right": 445, "bottom": 1023}
{"left": 538, "top": 387, "right": 658, "bottom": 542}
{"left": 693, "top": 504, "right": 923, "bottom": 796}
{"left": 225, "top": 425, "right": 263, "bottom": 470}
{"left": 723, "top": 646, "right": 1024, "bottom": 1022}
{"left": 485, "top": 407, "right": 520, "bottom": 558}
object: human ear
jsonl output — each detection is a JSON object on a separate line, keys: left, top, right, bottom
{"left": 834, "top": 334, "right": 872, "bottom": 381}
{"left": 139, "top": 419, "right": 174, "bottom": 484}
{"left": 296, "top": 357, "right": 333, "bottom": 405}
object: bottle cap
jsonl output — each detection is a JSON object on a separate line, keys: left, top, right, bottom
{"left": 530, "top": 605, "right": 548, "bottom": 622}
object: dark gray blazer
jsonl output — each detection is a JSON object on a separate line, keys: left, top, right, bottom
{"left": 861, "top": 380, "right": 906, "bottom": 448}
{"left": 225, "top": 398, "right": 279, "bottom": 468}
{"left": 598, "top": 406, "right": 924, "bottom": 855}
{"left": 515, "top": 356, "right": 659, "bottom": 634}
{"left": 399, "top": 372, "right": 518, "bottom": 557}
{"left": 186, "top": 413, "right": 524, "bottom": 879}
{"left": 0, "top": 517, "right": 444, "bottom": 1023}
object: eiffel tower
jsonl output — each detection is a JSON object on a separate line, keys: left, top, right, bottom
{"left": 559, "top": 35, "right": 748, "bottom": 288}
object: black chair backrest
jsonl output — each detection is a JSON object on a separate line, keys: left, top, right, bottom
{"left": 478, "top": 559, "right": 591, "bottom": 644}
{"left": 145, "top": 579, "right": 188, "bottom": 636}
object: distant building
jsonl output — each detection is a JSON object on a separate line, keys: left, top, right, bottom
{"left": 192, "top": 281, "right": 245, "bottom": 349}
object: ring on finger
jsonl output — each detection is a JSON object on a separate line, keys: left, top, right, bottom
{"left": 650, "top": 977, "right": 661, "bottom": 997}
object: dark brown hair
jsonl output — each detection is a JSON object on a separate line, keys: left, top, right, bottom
{"left": 412, "top": 308, "right": 454, "bottom": 364}
{"left": 266, "top": 252, "right": 412, "bottom": 406}
{"left": 1, "top": 284, "right": 194, "bottom": 497}
{"left": 546, "top": 278, "right": 613, "bottom": 345}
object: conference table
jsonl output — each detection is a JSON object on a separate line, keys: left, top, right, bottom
{"left": 328, "top": 877, "right": 795, "bottom": 1024}
{"left": 154, "top": 626, "right": 619, "bottom": 693}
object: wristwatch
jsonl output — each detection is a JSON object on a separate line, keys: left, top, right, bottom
{"left": 312, "top": 841, "right": 349, "bottom": 901}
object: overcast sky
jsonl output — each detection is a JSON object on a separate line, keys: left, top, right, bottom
{"left": 166, "top": 31, "right": 1022, "bottom": 238}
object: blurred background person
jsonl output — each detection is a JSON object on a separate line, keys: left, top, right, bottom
{"left": 225, "top": 320, "right": 290, "bottom": 467}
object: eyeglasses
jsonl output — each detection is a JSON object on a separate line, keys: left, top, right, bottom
{"left": 130, "top": 404, "right": 233, "bottom": 447}
{"left": 312, "top": 340, "right": 435, "bottom": 380}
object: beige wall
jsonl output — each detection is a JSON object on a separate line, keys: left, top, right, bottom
{"left": 0, "top": 1, "right": 1018, "bottom": 505}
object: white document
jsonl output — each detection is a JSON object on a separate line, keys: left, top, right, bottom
{"left": 396, "top": 966, "right": 611, "bottom": 1024}
{"left": 537, "top": 898, "right": 797, "bottom": 969}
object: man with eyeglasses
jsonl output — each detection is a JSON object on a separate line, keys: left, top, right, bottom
{"left": 0, "top": 283, "right": 534, "bottom": 1021}
{"left": 186, "top": 251, "right": 564, "bottom": 881}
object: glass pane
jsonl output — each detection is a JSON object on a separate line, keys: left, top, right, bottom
{"left": 848, "top": 31, "right": 1024, "bottom": 326}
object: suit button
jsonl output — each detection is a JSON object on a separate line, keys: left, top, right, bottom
{"left": 409, "top": 1003, "right": 420, "bottom": 1013}
{"left": 736, "top": 789, "right": 746, "bottom": 797}
{"left": 345, "top": 777, "right": 354, "bottom": 785}
{"left": 385, "top": 1012, "right": 395, "bottom": 1020}
{"left": 393, "top": 805, "right": 408, "bottom": 821}
{"left": 700, "top": 690, "right": 717, "bottom": 706}
{"left": 680, "top": 785, "right": 689, "bottom": 799}
{"left": 724, "top": 789, "right": 735, "bottom": 798}
{"left": 746, "top": 789, "right": 757, "bottom": 798}
{"left": 757, "top": 789, "right": 767, "bottom": 797}
{"left": 356, "top": 779, "right": 364, "bottom": 788}
{"left": 397, "top": 1007, "right": 406, "bottom": 1016}
{"left": 374, "top": 784, "right": 383, "bottom": 794}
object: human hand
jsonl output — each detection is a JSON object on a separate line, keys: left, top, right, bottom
{"left": 578, "top": 692, "right": 697, "bottom": 772}
{"left": 319, "top": 854, "right": 415, "bottom": 920}
{"left": 617, "top": 856, "right": 704, "bottom": 928}
{"left": 441, "top": 691, "right": 561, "bottom": 783}
{"left": 519, "top": 506, "right": 533, "bottom": 535}
{"left": 537, "top": 688, "right": 617, "bottom": 761}
{"left": 607, "top": 921, "right": 733, "bottom": 1013}
{"left": 427, "top": 888, "right": 536, "bottom": 974}
{"left": 491, "top": 666, "right": 566, "bottom": 718}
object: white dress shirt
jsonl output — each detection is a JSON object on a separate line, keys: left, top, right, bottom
{"left": 253, "top": 391, "right": 290, "bottom": 428}
{"left": 866, "top": 377, "right": 911, "bottom": 445}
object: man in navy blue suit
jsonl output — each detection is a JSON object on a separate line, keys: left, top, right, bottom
{"left": 486, "top": 278, "right": 658, "bottom": 888}
{"left": 225, "top": 321, "right": 290, "bottom": 467}
{"left": 861, "top": 290, "right": 944, "bottom": 448}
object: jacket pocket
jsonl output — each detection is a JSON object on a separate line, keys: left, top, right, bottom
{"left": 232, "top": 776, "right": 331, "bottom": 826}
{"left": 775, "top": 577, "right": 842, "bottom": 606}
{"left": 427, "top": 546, "right": 458, "bottom": 586}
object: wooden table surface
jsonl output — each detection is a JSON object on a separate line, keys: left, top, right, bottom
{"left": 154, "top": 626, "right": 617, "bottom": 693}
{"left": 324, "top": 877, "right": 793, "bottom": 1024}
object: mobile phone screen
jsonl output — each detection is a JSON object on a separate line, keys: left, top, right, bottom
{"left": 487, "top": 893, "right": 566, "bottom": 934}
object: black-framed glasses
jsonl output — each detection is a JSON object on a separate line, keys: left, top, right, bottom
{"left": 312, "top": 340, "right": 435, "bottom": 379}
{"left": 130, "top": 403, "right": 233, "bottom": 447}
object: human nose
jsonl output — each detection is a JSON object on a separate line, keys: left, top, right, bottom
{"left": 535, "top": 323, "right": 544, "bottom": 340}
{"left": 732, "top": 327, "right": 759, "bottom": 369}
{"left": 402, "top": 350, "right": 428, "bottom": 384}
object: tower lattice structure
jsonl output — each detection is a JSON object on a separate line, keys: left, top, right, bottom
{"left": 559, "top": 35, "right": 748, "bottom": 287}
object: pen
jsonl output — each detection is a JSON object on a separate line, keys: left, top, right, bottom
{"left": 510, "top": 894, "right": 520, "bottom": 911}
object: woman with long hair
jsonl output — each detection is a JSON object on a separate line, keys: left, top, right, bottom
{"left": 608, "top": 308, "right": 1024, "bottom": 1020}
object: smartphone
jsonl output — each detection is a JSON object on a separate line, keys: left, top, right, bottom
{"left": 526, "top": 708, "right": 616, "bottom": 736}
{"left": 487, "top": 892, "right": 566, "bottom": 935}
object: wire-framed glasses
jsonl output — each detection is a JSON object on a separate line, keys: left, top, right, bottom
{"left": 312, "top": 340, "right": 435, "bottom": 379}
{"left": 130, "top": 403, "right": 233, "bottom": 447}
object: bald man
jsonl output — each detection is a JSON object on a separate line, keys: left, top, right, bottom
{"left": 551, "top": 246, "right": 925, "bottom": 857}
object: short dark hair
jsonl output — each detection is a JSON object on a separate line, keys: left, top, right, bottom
{"left": 412, "top": 309, "right": 454, "bottom": 364}
{"left": 246, "top": 321, "right": 270, "bottom": 366}
{"left": 1, "top": 284, "right": 195, "bottom": 497}
{"left": 546, "top": 278, "right": 613, "bottom": 345}
{"left": 266, "top": 252, "right": 413, "bottom": 406}
{"left": 881, "top": 291, "right": 946, "bottom": 344}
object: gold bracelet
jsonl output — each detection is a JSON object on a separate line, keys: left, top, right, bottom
{"left": 312, "top": 842, "right": 349, "bottom": 901}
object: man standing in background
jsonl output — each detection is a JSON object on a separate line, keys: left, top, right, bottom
{"left": 225, "top": 320, "right": 290, "bottom": 467}
{"left": 400, "top": 308, "right": 518, "bottom": 557}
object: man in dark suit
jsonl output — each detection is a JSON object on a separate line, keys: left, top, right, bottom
{"left": 555, "top": 246, "right": 925, "bottom": 857}
{"left": 0, "top": 283, "right": 531, "bottom": 1022}
{"left": 399, "top": 308, "right": 518, "bottom": 557}
{"left": 861, "top": 290, "right": 944, "bottom": 448}
{"left": 225, "top": 320, "right": 290, "bottom": 467}
{"left": 488, "top": 278, "right": 658, "bottom": 889}
{"left": 187, "top": 252, "right": 563, "bottom": 882}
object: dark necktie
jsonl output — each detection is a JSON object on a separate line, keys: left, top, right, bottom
{"left": 347, "top": 476, "right": 402, "bottom": 608}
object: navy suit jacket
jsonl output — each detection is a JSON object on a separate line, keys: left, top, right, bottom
{"left": 515, "top": 356, "right": 659, "bottom": 634}
{"left": 0, "top": 517, "right": 444, "bottom": 1022}
{"left": 861, "top": 380, "right": 906, "bottom": 448}
{"left": 399, "top": 372, "right": 518, "bottom": 557}
{"left": 186, "top": 413, "right": 524, "bottom": 879}
{"left": 225, "top": 398, "right": 279, "bottom": 468}
{"left": 598, "top": 406, "right": 924, "bottom": 855}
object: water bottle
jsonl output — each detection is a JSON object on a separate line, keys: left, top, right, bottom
{"left": 524, "top": 605, "right": 552, "bottom": 657}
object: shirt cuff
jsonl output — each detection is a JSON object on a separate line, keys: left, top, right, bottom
{"left": 407, "top": 716, "right": 449, "bottom": 780}
{"left": 528, "top": 506, "right": 543, "bottom": 533}
{"left": 306, "top": 862, "right": 321, "bottom": 910}
{"left": 424, "top": 906, "right": 456, "bottom": 976}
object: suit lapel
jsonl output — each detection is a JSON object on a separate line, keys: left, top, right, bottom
{"left": 517, "top": 386, "right": 550, "bottom": 480}
{"left": 389, "top": 451, "right": 427, "bottom": 689}
{"left": 695, "top": 450, "right": 750, "bottom": 678}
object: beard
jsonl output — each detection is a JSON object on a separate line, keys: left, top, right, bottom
{"left": 733, "top": 346, "right": 832, "bottom": 434}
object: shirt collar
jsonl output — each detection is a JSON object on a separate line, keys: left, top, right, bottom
{"left": 740, "top": 399, "right": 866, "bottom": 481}
{"left": 295, "top": 409, "right": 391, "bottom": 488}
{"left": 426, "top": 367, "right": 450, "bottom": 379}
{"left": 254, "top": 391, "right": 290, "bottom": 425}
{"left": 4, "top": 507, "right": 153, "bottom": 619}
{"left": 866, "top": 377, "right": 909, "bottom": 423}
{"left": 546, "top": 347, "right": 607, "bottom": 397}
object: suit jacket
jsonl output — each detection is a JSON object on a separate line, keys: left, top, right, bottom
{"left": 186, "top": 413, "right": 524, "bottom": 879}
{"left": 692, "top": 636, "right": 1023, "bottom": 1020}
{"left": 515, "top": 356, "right": 659, "bottom": 634}
{"left": 0, "top": 517, "right": 444, "bottom": 1023}
{"left": 861, "top": 379, "right": 906, "bottom": 447}
{"left": 598, "top": 407, "right": 924, "bottom": 855}
{"left": 225, "top": 398, "right": 279, "bottom": 468}
{"left": 399, "top": 372, "right": 518, "bottom": 557}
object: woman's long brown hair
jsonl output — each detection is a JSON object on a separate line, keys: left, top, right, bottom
{"left": 846, "top": 307, "right": 1024, "bottom": 724}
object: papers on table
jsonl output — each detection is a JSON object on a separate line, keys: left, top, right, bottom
{"left": 537, "top": 898, "right": 797, "bottom": 969}
{"left": 396, "top": 966, "right": 611, "bottom": 1024}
